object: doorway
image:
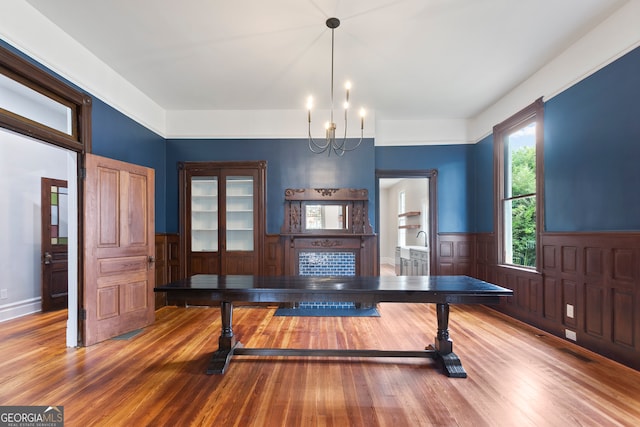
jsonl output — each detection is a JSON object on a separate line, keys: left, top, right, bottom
{"left": 376, "top": 170, "right": 438, "bottom": 276}
{"left": 0, "top": 129, "right": 78, "bottom": 346}
{"left": 41, "top": 178, "right": 69, "bottom": 312}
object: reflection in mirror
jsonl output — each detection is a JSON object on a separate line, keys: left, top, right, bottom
{"left": 305, "top": 204, "right": 348, "bottom": 230}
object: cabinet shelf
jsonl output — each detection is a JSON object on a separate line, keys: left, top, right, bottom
{"left": 398, "top": 211, "right": 421, "bottom": 218}
{"left": 398, "top": 224, "right": 421, "bottom": 229}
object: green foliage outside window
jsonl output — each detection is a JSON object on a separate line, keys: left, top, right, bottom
{"left": 510, "top": 146, "right": 536, "bottom": 267}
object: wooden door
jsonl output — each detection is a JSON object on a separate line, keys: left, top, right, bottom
{"left": 41, "top": 178, "right": 69, "bottom": 312}
{"left": 179, "top": 161, "right": 266, "bottom": 277}
{"left": 221, "top": 168, "right": 260, "bottom": 274}
{"left": 83, "top": 154, "right": 155, "bottom": 346}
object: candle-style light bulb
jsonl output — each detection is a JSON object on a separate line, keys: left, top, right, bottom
{"left": 307, "top": 96, "right": 313, "bottom": 122}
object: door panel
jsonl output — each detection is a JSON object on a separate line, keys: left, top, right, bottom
{"left": 83, "top": 153, "right": 155, "bottom": 346}
{"left": 41, "top": 178, "right": 69, "bottom": 312}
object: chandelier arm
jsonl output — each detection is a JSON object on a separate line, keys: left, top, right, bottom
{"left": 336, "top": 133, "right": 364, "bottom": 154}
{"left": 308, "top": 126, "right": 331, "bottom": 153}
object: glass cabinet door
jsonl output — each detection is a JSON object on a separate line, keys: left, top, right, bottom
{"left": 225, "top": 176, "right": 254, "bottom": 251}
{"left": 191, "top": 177, "right": 218, "bottom": 252}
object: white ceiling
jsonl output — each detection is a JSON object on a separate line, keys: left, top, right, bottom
{"left": 23, "top": 0, "right": 627, "bottom": 122}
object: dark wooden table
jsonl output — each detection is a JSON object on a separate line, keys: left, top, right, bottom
{"left": 154, "top": 275, "right": 512, "bottom": 378}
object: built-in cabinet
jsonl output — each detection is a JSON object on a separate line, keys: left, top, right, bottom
{"left": 396, "top": 246, "right": 430, "bottom": 276}
{"left": 410, "top": 248, "right": 429, "bottom": 275}
{"left": 179, "top": 161, "right": 266, "bottom": 277}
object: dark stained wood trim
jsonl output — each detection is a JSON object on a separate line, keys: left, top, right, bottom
{"left": 492, "top": 98, "right": 544, "bottom": 271}
{"left": 264, "top": 234, "right": 284, "bottom": 276}
{"left": 468, "top": 230, "right": 640, "bottom": 371}
{"left": 0, "top": 45, "right": 92, "bottom": 153}
{"left": 436, "top": 233, "right": 475, "bottom": 277}
{"left": 0, "top": 44, "right": 92, "bottom": 346}
{"left": 155, "top": 233, "right": 181, "bottom": 309}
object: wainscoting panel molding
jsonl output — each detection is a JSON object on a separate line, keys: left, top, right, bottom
{"left": 470, "top": 232, "right": 640, "bottom": 371}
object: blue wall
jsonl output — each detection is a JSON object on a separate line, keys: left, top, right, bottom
{"left": 165, "top": 138, "right": 375, "bottom": 234}
{"left": 472, "top": 134, "right": 494, "bottom": 233}
{"left": 1, "top": 39, "right": 168, "bottom": 232}
{"left": 375, "top": 144, "right": 475, "bottom": 233}
{"left": 91, "top": 100, "right": 167, "bottom": 231}
{"left": 6, "top": 36, "right": 640, "bottom": 235}
{"left": 471, "top": 46, "right": 640, "bottom": 233}
{"left": 544, "top": 46, "right": 640, "bottom": 231}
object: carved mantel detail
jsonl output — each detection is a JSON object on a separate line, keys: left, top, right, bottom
{"left": 281, "top": 188, "right": 372, "bottom": 235}
{"left": 311, "top": 239, "right": 344, "bottom": 248}
{"left": 280, "top": 188, "right": 378, "bottom": 276}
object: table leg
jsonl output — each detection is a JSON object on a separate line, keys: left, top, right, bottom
{"left": 434, "top": 303, "right": 467, "bottom": 378}
{"left": 206, "top": 301, "right": 240, "bottom": 375}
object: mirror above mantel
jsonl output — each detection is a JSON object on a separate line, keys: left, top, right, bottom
{"left": 280, "top": 188, "right": 373, "bottom": 235}
{"left": 305, "top": 204, "right": 348, "bottom": 230}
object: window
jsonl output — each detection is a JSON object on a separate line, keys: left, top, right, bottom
{"left": 0, "top": 46, "right": 91, "bottom": 152}
{"left": 0, "top": 72, "right": 75, "bottom": 136}
{"left": 494, "top": 99, "right": 544, "bottom": 269}
{"left": 398, "top": 191, "right": 406, "bottom": 246}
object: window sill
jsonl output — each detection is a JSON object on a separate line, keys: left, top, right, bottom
{"left": 496, "top": 264, "right": 542, "bottom": 277}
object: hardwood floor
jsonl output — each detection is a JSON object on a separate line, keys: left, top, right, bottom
{"left": 2, "top": 303, "right": 640, "bottom": 426}
{"left": 380, "top": 263, "right": 395, "bottom": 276}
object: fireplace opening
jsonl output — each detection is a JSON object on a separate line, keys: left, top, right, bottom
{"left": 296, "top": 251, "right": 356, "bottom": 309}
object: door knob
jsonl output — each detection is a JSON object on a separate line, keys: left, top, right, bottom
{"left": 44, "top": 252, "right": 52, "bottom": 265}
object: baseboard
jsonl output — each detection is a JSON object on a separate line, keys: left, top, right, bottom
{"left": 0, "top": 297, "right": 41, "bottom": 322}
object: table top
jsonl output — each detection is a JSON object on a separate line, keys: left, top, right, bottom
{"left": 155, "top": 275, "right": 512, "bottom": 304}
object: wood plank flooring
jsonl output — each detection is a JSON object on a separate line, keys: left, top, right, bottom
{"left": 1, "top": 302, "right": 640, "bottom": 426}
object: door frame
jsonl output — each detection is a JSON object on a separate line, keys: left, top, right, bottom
{"left": 1, "top": 44, "right": 92, "bottom": 346}
{"left": 375, "top": 169, "right": 439, "bottom": 275}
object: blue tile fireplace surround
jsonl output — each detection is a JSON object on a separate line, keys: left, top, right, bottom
{"left": 297, "top": 251, "right": 356, "bottom": 309}
{"left": 280, "top": 188, "right": 379, "bottom": 311}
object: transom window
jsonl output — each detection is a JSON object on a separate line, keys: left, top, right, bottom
{"left": 0, "top": 46, "right": 91, "bottom": 152}
{"left": 0, "top": 71, "right": 75, "bottom": 137}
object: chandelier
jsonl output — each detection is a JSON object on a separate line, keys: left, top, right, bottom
{"left": 307, "top": 17, "right": 365, "bottom": 156}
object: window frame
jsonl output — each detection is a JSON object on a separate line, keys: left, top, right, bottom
{"left": 493, "top": 98, "right": 544, "bottom": 271}
{"left": 0, "top": 46, "right": 91, "bottom": 153}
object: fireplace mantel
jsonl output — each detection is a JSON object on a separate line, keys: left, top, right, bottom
{"left": 280, "top": 188, "right": 378, "bottom": 276}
